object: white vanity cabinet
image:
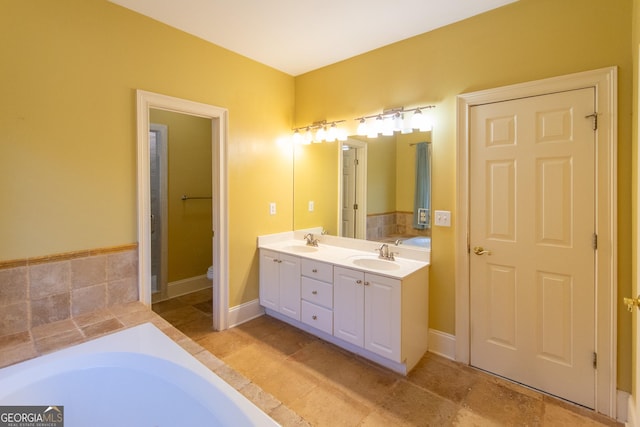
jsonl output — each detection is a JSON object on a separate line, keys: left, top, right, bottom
{"left": 258, "top": 238, "right": 429, "bottom": 375}
{"left": 300, "top": 259, "right": 333, "bottom": 334}
{"left": 259, "top": 249, "right": 301, "bottom": 321}
{"left": 334, "top": 266, "right": 401, "bottom": 362}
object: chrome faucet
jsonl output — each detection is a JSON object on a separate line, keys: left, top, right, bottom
{"left": 303, "top": 233, "right": 319, "bottom": 247}
{"left": 376, "top": 243, "right": 395, "bottom": 261}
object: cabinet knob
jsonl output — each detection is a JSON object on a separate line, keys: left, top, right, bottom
{"left": 312, "top": 315, "right": 317, "bottom": 320}
{"left": 312, "top": 290, "right": 318, "bottom": 295}
{"left": 364, "top": 281, "right": 370, "bottom": 286}
{"left": 312, "top": 269, "right": 318, "bottom": 273}
{"left": 356, "top": 280, "right": 362, "bottom": 285}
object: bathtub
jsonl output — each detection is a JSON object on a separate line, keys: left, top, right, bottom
{"left": 0, "top": 323, "right": 279, "bottom": 427}
{"left": 402, "top": 236, "right": 431, "bottom": 249}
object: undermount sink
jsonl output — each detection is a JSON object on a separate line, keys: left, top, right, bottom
{"left": 350, "top": 256, "right": 401, "bottom": 271}
{"left": 281, "top": 244, "right": 318, "bottom": 253}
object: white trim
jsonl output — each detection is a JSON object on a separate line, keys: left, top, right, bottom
{"left": 455, "top": 67, "right": 618, "bottom": 417}
{"left": 164, "top": 275, "right": 211, "bottom": 300}
{"left": 427, "top": 329, "right": 456, "bottom": 360}
{"left": 137, "top": 90, "right": 230, "bottom": 331}
{"left": 228, "top": 299, "right": 265, "bottom": 328}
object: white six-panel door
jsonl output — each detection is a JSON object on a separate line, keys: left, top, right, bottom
{"left": 469, "top": 88, "right": 596, "bottom": 408}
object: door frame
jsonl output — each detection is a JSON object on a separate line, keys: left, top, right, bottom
{"left": 137, "top": 90, "right": 229, "bottom": 331}
{"left": 455, "top": 67, "right": 617, "bottom": 416}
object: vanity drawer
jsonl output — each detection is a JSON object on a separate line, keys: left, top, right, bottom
{"left": 301, "top": 277, "right": 333, "bottom": 309}
{"left": 301, "top": 300, "right": 332, "bottom": 335}
{"left": 301, "top": 259, "right": 333, "bottom": 283}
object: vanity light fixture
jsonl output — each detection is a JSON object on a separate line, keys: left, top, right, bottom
{"left": 292, "top": 120, "right": 346, "bottom": 144}
{"left": 354, "top": 105, "right": 435, "bottom": 137}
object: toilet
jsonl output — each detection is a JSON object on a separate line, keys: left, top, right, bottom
{"left": 206, "top": 266, "right": 214, "bottom": 280}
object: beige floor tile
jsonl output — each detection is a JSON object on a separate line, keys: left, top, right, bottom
{"left": 290, "top": 340, "right": 398, "bottom": 407}
{"left": 223, "top": 341, "right": 287, "bottom": 380}
{"left": 452, "top": 408, "right": 502, "bottom": 426}
{"left": 197, "top": 327, "right": 254, "bottom": 359}
{"left": 378, "top": 380, "right": 459, "bottom": 426}
{"left": 462, "top": 376, "right": 544, "bottom": 426}
{"left": 408, "top": 353, "right": 478, "bottom": 404}
{"left": 288, "top": 383, "right": 371, "bottom": 427}
{"left": 81, "top": 317, "right": 124, "bottom": 339}
{"left": 155, "top": 305, "right": 210, "bottom": 327}
{"left": 177, "top": 288, "right": 212, "bottom": 305}
{"left": 253, "top": 359, "right": 320, "bottom": 406}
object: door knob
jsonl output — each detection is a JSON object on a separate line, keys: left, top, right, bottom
{"left": 624, "top": 295, "right": 640, "bottom": 312}
{"left": 473, "top": 246, "right": 491, "bottom": 256}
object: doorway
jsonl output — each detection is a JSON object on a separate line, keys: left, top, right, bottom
{"left": 339, "top": 138, "right": 367, "bottom": 239}
{"left": 456, "top": 67, "right": 617, "bottom": 416}
{"left": 137, "top": 90, "right": 229, "bottom": 331}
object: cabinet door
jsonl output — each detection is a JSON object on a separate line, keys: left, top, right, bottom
{"left": 333, "top": 266, "right": 364, "bottom": 347}
{"left": 259, "top": 250, "right": 280, "bottom": 311}
{"left": 364, "top": 273, "right": 401, "bottom": 361}
{"left": 279, "top": 253, "right": 301, "bottom": 320}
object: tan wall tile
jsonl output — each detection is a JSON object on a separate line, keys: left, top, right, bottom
{"left": 0, "top": 302, "right": 30, "bottom": 335}
{"left": 31, "top": 293, "right": 70, "bottom": 327}
{"left": 107, "top": 251, "right": 137, "bottom": 281}
{"left": 29, "top": 261, "right": 70, "bottom": 299}
{"left": 107, "top": 277, "right": 138, "bottom": 307}
{"left": 0, "top": 266, "right": 28, "bottom": 306}
{"left": 71, "top": 255, "right": 107, "bottom": 289}
{"left": 72, "top": 284, "right": 107, "bottom": 317}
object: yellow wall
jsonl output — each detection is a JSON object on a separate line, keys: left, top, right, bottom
{"left": 149, "top": 109, "right": 212, "bottom": 282}
{"left": 0, "top": 0, "right": 294, "bottom": 307}
{"left": 295, "top": 0, "right": 633, "bottom": 391}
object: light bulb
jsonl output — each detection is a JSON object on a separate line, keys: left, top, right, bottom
{"left": 393, "top": 113, "right": 404, "bottom": 132}
{"left": 374, "top": 115, "right": 384, "bottom": 135}
{"left": 421, "top": 109, "right": 434, "bottom": 131}
{"left": 411, "top": 109, "right": 426, "bottom": 130}
{"left": 337, "top": 128, "right": 348, "bottom": 141}
{"left": 326, "top": 124, "right": 337, "bottom": 142}
{"left": 304, "top": 128, "right": 313, "bottom": 144}
{"left": 382, "top": 115, "right": 394, "bottom": 136}
{"left": 314, "top": 126, "right": 326, "bottom": 143}
{"left": 292, "top": 130, "right": 302, "bottom": 145}
{"left": 356, "top": 118, "right": 367, "bottom": 136}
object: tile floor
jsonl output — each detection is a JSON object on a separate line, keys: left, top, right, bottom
{"left": 154, "top": 289, "right": 622, "bottom": 427}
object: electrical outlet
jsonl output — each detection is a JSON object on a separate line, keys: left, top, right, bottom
{"left": 434, "top": 210, "right": 451, "bottom": 227}
{"left": 308, "top": 201, "right": 314, "bottom": 212}
{"left": 269, "top": 202, "right": 276, "bottom": 215}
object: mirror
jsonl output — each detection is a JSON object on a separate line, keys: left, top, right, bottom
{"left": 293, "top": 131, "right": 431, "bottom": 250}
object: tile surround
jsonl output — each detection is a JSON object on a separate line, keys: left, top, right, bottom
{"left": 0, "top": 244, "right": 138, "bottom": 336}
{"left": 366, "top": 211, "right": 431, "bottom": 241}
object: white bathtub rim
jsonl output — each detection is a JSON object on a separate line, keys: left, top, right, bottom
{"left": 0, "top": 323, "right": 279, "bottom": 426}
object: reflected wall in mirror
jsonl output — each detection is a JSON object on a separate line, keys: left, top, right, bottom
{"left": 149, "top": 108, "right": 213, "bottom": 303}
{"left": 293, "top": 131, "right": 431, "bottom": 250}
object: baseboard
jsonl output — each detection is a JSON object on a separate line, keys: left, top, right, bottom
{"left": 624, "top": 391, "right": 634, "bottom": 425}
{"left": 167, "top": 275, "right": 211, "bottom": 299}
{"left": 228, "top": 299, "right": 265, "bottom": 328}
{"left": 428, "top": 329, "right": 456, "bottom": 360}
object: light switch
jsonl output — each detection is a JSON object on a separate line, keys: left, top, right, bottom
{"left": 308, "top": 201, "right": 314, "bottom": 212}
{"left": 434, "top": 210, "right": 451, "bottom": 227}
{"left": 269, "top": 202, "right": 276, "bottom": 215}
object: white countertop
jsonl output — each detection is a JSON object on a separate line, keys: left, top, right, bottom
{"left": 258, "top": 230, "right": 429, "bottom": 280}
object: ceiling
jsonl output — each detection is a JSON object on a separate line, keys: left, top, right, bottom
{"left": 109, "top": 0, "right": 517, "bottom": 76}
